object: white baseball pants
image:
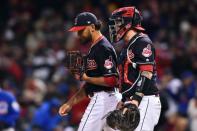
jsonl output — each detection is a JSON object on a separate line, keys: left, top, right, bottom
{"left": 78, "top": 91, "right": 121, "bottom": 131}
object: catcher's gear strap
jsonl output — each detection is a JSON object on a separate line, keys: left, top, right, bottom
{"left": 136, "top": 73, "right": 151, "bottom": 92}
{"left": 132, "top": 93, "right": 143, "bottom": 104}
{"left": 121, "top": 72, "right": 151, "bottom": 103}
{"left": 132, "top": 73, "right": 151, "bottom": 103}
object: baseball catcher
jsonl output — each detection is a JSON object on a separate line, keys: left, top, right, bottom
{"left": 106, "top": 103, "right": 140, "bottom": 131}
{"left": 107, "top": 6, "right": 161, "bottom": 131}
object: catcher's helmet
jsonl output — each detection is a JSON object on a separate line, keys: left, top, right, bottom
{"left": 109, "top": 6, "right": 144, "bottom": 43}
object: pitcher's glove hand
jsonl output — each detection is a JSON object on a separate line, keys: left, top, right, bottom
{"left": 65, "top": 51, "right": 85, "bottom": 80}
{"left": 106, "top": 103, "right": 140, "bottom": 131}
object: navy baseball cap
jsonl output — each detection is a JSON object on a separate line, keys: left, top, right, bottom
{"left": 68, "top": 12, "right": 98, "bottom": 32}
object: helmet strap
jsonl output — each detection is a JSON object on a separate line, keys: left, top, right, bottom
{"left": 116, "top": 23, "right": 132, "bottom": 42}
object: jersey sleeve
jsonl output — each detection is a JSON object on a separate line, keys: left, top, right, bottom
{"left": 95, "top": 47, "right": 118, "bottom": 77}
{"left": 130, "top": 39, "right": 155, "bottom": 65}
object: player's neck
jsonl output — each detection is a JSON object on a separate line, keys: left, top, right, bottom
{"left": 123, "top": 30, "right": 137, "bottom": 43}
{"left": 91, "top": 31, "right": 103, "bottom": 45}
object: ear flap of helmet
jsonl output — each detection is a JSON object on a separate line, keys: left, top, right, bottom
{"left": 108, "top": 18, "right": 118, "bottom": 43}
{"left": 132, "top": 7, "right": 143, "bottom": 27}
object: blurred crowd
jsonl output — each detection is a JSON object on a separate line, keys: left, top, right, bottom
{"left": 0, "top": 0, "right": 197, "bottom": 131}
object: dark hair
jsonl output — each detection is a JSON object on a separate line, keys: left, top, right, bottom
{"left": 95, "top": 20, "right": 102, "bottom": 30}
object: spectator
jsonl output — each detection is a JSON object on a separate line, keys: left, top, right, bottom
{"left": 31, "top": 98, "right": 66, "bottom": 131}
{"left": 188, "top": 91, "right": 197, "bottom": 131}
{"left": 0, "top": 87, "right": 20, "bottom": 131}
{"left": 177, "top": 71, "right": 197, "bottom": 116}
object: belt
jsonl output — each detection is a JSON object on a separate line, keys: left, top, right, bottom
{"left": 143, "top": 91, "right": 160, "bottom": 96}
{"left": 88, "top": 92, "right": 94, "bottom": 97}
{"left": 128, "top": 93, "right": 159, "bottom": 100}
{"left": 88, "top": 90, "right": 115, "bottom": 98}
{"left": 146, "top": 93, "right": 160, "bottom": 97}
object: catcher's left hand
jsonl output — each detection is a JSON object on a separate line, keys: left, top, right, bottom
{"left": 106, "top": 103, "right": 140, "bottom": 131}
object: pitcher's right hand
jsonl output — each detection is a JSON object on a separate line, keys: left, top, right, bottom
{"left": 59, "top": 103, "right": 72, "bottom": 116}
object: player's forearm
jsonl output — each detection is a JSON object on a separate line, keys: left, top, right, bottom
{"left": 122, "top": 71, "right": 153, "bottom": 103}
{"left": 67, "top": 86, "right": 86, "bottom": 106}
{"left": 83, "top": 75, "right": 118, "bottom": 87}
{"left": 132, "top": 71, "right": 153, "bottom": 103}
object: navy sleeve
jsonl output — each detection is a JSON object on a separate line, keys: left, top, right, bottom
{"left": 130, "top": 39, "right": 155, "bottom": 64}
{"left": 95, "top": 47, "right": 118, "bottom": 76}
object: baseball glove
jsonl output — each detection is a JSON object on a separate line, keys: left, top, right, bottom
{"left": 65, "top": 51, "right": 85, "bottom": 78}
{"left": 106, "top": 103, "right": 140, "bottom": 131}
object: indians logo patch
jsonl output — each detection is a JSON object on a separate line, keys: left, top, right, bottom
{"left": 142, "top": 44, "right": 152, "bottom": 57}
{"left": 104, "top": 56, "right": 113, "bottom": 69}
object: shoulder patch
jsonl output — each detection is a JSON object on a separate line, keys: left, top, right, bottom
{"left": 104, "top": 56, "right": 113, "bottom": 69}
{"left": 142, "top": 44, "right": 152, "bottom": 57}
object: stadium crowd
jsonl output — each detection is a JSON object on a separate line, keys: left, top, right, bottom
{"left": 0, "top": 0, "right": 197, "bottom": 131}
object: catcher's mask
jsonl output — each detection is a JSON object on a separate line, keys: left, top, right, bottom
{"left": 109, "top": 6, "right": 144, "bottom": 43}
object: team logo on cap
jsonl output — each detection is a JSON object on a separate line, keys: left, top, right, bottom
{"left": 74, "top": 17, "right": 78, "bottom": 25}
{"left": 142, "top": 44, "right": 152, "bottom": 57}
{"left": 104, "top": 56, "right": 113, "bottom": 69}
